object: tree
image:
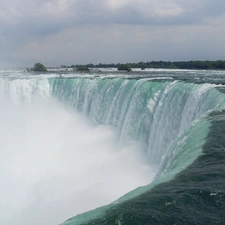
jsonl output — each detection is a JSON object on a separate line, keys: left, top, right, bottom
{"left": 75, "top": 65, "right": 90, "bottom": 71}
{"left": 117, "top": 64, "right": 132, "bottom": 72}
{"left": 32, "top": 63, "right": 47, "bottom": 71}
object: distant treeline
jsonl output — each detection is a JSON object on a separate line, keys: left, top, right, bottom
{"left": 67, "top": 60, "right": 225, "bottom": 70}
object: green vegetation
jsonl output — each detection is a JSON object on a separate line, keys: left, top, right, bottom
{"left": 32, "top": 63, "right": 47, "bottom": 71}
{"left": 117, "top": 64, "right": 132, "bottom": 72}
{"left": 135, "top": 60, "right": 225, "bottom": 70}
{"left": 74, "top": 65, "right": 90, "bottom": 72}
{"left": 69, "top": 60, "right": 225, "bottom": 70}
{"left": 27, "top": 63, "right": 47, "bottom": 72}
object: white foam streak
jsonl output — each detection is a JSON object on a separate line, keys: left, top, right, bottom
{"left": 147, "top": 90, "right": 161, "bottom": 113}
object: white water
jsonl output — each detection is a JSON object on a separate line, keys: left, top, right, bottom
{"left": 0, "top": 89, "right": 155, "bottom": 225}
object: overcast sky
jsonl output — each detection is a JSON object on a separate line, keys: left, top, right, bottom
{"left": 1, "top": 0, "right": 225, "bottom": 67}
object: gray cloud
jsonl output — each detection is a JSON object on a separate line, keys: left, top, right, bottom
{"left": 66, "top": 0, "right": 225, "bottom": 25}
{"left": 0, "top": 0, "right": 225, "bottom": 66}
{"left": 2, "top": 0, "right": 225, "bottom": 32}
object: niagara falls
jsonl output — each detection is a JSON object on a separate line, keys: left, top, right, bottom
{"left": 0, "top": 68, "right": 225, "bottom": 225}
{"left": 1, "top": 1, "right": 225, "bottom": 224}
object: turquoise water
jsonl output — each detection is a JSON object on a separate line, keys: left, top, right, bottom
{"left": 0, "top": 69, "right": 225, "bottom": 225}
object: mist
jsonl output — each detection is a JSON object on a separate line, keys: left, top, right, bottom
{"left": 0, "top": 94, "right": 155, "bottom": 225}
